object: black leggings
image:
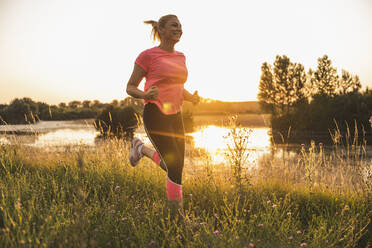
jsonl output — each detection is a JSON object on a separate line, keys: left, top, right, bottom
{"left": 143, "top": 103, "right": 185, "bottom": 185}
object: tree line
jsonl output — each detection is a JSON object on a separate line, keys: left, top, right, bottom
{"left": 0, "top": 97, "right": 144, "bottom": 125}
{"left": 258, "top": 55, "right": 372, "bottom": 144}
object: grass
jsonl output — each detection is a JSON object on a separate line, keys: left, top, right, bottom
{"left": 0, "top": 131, "right": 371, "bottom": 247}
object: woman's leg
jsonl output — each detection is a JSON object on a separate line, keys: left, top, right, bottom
{"left": 139, "top": 145, "right": 167, "bottom": 171}
{"left": 143, "top": 103, "right": 185, "bottom": 211}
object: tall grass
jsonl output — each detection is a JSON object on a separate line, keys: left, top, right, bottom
{"left": 0, "top": 129, "right": 371, "bottom": 247}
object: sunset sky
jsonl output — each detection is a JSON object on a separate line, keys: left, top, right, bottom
{"left": 0, "top": 0, "right": 371, "bottom": 105}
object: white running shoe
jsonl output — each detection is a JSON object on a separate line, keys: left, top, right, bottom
{"left": 129, "top": 138, "right": 144, "bottom": 167}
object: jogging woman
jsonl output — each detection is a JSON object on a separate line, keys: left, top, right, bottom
{"left": 126, "top": 14, "right": 199, "bottom": 216}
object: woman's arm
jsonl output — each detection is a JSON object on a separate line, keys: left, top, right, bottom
{"left": 126, "top": 64, "right": 158, "bottom": 100}
{"left": 183, "top": 89, "right": 200, "bottom": 105}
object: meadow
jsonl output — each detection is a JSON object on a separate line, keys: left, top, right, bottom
{"left": 0, "top": 126, "right": 371, "bottom": 247}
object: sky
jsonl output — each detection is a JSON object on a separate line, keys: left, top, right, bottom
{"left": 0, "top": 0, "right": 371, "bottom": 105}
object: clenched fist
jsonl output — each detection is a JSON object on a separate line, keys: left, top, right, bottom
{"left": 191, "top": 90, "right": 200, "bottom": 105}
{"left": 144, "top": 86, "right": 159, "bottom": 100}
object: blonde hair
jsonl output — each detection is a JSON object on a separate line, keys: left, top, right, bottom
{"left": 144, "top": 14, "right": 178, "bottom": 42}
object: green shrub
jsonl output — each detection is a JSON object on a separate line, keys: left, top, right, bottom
{"left": 94, "top": 105, "right": 140, "bottom": 139}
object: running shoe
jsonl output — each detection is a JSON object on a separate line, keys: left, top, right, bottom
{"left": 129, "top": 138, "right": 144, "bottom": 167}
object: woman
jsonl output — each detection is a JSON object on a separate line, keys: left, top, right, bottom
{"left": 126, "top": 14, "right": 199, "bottom": 215}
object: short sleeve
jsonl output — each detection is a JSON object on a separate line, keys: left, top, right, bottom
{"left": 135, "top": 50, "right": 151, "bottom": 73}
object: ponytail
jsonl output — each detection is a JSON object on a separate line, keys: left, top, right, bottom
{"left": 144, "top": 20, "right": 160, "bottom": 42}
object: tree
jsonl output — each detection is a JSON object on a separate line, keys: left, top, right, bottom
{"left": 37, "top": 102, "right": 52, "bottom": 120}
{"left": 1, "top": 98, "right": 39, "bottom": 124}
{"left": 91, "top": 100, "right": 104, "bottom": 108}
{"left": 58, "top": 102, "right": 67, "bottom": 108}
{"left": 258, "top": 62, "right": 275, "bottom": 114}
{"left": 273, "top": 55, "right": 291, "bottom": 112}
{"left": 120, "top": 97, "right": 144, "bottom": 113}
{"left": 258, "top": 55, "right": 308, "bottom": 116}
{"left": 68, "top": 100, "right": 82, "bottom": 109}
{"left": 111, "top": 99, "right": 119, "bottom": 107}
{"left": 311, "top": 55, "right": 338, "bottom": 97}
{"left": 82, "top": 100, "right": 91, "bottom": 108}
{"left": 288, "top": 62, "right": 308, "bottom": 102}
{"left": 337, "top": 70, "right": 361, "bottom": 95}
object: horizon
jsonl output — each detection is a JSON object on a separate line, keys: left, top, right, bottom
{"left": 0, "top": 96, "right": 261, "bottom": 106}
{"left": 0, "top": 0, "right": 371, "bottom": 105}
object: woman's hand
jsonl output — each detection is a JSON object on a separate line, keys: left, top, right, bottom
{"left": 191, "top": 90, "right": 200, "bottom": 105}
{"left": 183, "top": 89, "right": 200, "bottom": 105}
{"left": 144, "top": 86, "right": 159, "bottom": 100}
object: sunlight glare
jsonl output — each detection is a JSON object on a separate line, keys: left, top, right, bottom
{"left": 32, "top": 129, "right": 98, "bottom": 147}
{"left": 189, "top": 126, "right": 271, "bottom": 166}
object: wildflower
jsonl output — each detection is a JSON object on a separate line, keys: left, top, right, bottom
{"left": 287, "top": 212, "right": 291, "bottom": 216}
{"left": 300, "top": 242, "right": 307, "bottom": 247}
{"left": 15, "top": 201, "right": 22, "bottom": 209}
{"left": 258, "top": 223, "right": 264, "bottom": 227}
{"left": 266, "top": 200, "right": 271, "bottom": 204}
{"left": 272, "top": 204, "right": 278, "bottom": 208}
{"left": 301, "top": 144, "right": 305, "bottom": 147}
{"left": 248, "top": 242, "right": 255, "bottom": 247}
{"left": 319, "top": 142, "right": 323, "bottom": 146}
{"left": 115, "top": 185, "right": 120, "bottom": 191}
{"left": 121, "top": 217, "right": 127, "bottom": 221}
{"left": 297, "top": 230, "right": 302, "bottom": 234}
{"left": 288, "top": 236, "right": 293, "bottom": 240}
{"left": 148, "top": 241, "right": 156, "bottom": 246}
{"left": 213, "top": 230, "right": 220, "bottom": 235}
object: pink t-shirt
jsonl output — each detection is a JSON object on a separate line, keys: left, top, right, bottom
{"left": 135, "top": 47, "right": 188, "bottom": 115}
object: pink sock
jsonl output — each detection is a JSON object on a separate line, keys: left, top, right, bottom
{"left": 166, "top": 177, "right": 182, "bottom": 201}
{"left": 152, "top": 152, "right": 161, "bottom": 165}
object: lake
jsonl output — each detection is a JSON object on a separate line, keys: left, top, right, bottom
{"left": 0, "top": 119, "right": 371, "bottom": 167}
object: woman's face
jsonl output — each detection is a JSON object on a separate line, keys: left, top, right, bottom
{"left": 159, "top": 17, "right": 183, "bottom": 43}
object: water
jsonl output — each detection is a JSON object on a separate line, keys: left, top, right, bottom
{"left": 1, "top": 120, "right": 371, "bottom": 166}
{"left": 0, "top": 120, "right": 97, "bottom": 147}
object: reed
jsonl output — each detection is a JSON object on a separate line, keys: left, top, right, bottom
{"left": 0, "top": 127, "right": 370, "bottom": 247}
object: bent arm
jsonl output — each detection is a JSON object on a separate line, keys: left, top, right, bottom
{"left": 126, "top": 64, "right": 147, "bottom": 99}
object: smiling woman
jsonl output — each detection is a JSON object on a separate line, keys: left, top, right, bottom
{"left": 125, "top": 14, "right": 201, "bottom": 218}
